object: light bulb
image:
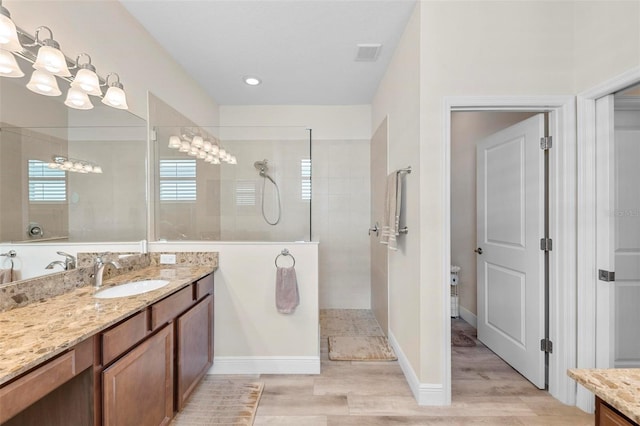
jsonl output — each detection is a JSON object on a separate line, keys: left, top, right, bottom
{"left": 33, "top": 44, "right": 71, "bottom": 77}
{"left": 102, "top": 85, "right": 128, "bottom": 110}
{"left": 0, "top": 48, "right": 23, "bottom": 77}
{"left": 168, "top": 136, "right": 181, "bottom": 149}
{"left": 64, "top": 87, "right": 93, "bottom": 110}
{"left": 71, "top": 67, "right": 101, "bottom": 96}
{"left": 27, "top": 70, "right": 61, "bottom": 96}
{"left": 0, "top": 10, "right": 22, "bottom": 52}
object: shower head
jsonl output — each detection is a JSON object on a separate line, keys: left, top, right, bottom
{"left": 254, "top": 159, "right": 268, "bottom": 171}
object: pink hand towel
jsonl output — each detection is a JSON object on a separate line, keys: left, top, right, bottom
{"left": 276, "top": 266, "right": 299, "bottom": 314}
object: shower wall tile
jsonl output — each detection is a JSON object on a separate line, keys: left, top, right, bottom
{"left": 313, "top": 139, "right": 371, "bottom": 309}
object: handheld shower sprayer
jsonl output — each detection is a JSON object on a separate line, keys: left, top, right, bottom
{"left": 254, "top": 159, "right": 281, "bottom": 225}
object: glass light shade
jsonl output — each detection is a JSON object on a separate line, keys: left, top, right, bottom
{"left": 33, "top": 45, "right": 71, "bottom": 77}
{"left": 47, "top": 162, "right": 60, "bottom": 169}
{"left": 83, "top": 164, "right": 94, "bottom": 173}
{"left": 102, "top": 85, "right": 128, "bottom": 110}
{"left": 229, "top": 155, "right": 237, "bottom": 165}
{"left": 197, "top": 150, "right": 207, "bottom": 159}
{"left": 92, "top": 166, "right": 103, "bottom": 174}
{"left": 27, "top": 70, "right": 61, "bottom": 96}
{"left": 205, "top": 154, "right": 214, "bottom": 163}
{"left": 71, "top": 68, "right": 101, "bottom": 96}
{"left": 64, "top": 87, "right": 93, "bottom": 110}
{"left": 187, "top": 147, "right": 199, "bottom": 157}
{"left": 191, "top": 135, "right": 204, "bottom": 149}
{"left": 0, "top": 48, "right": 23, "bottom": 77}
{"left": 0, "top": 13, "right": 21, "bottom": 52}
{"left": 209, "top": 144, "right": 219, "bottom": 155}
{"left": 168, "top": 136, "right": 181, "bottom": 149}
{"left": 179, "top": 141, "right": 190, "bottom": 152}
{"left": 62, "top": 160, "right": 73, "bottom": 170}
{"left": 218, "top": 148, "right": 227, "bottom": 158}
{"left": 211, "top": 157, "right": 221, "bottom": 165}
{"left": 203, "top": 140, "right": 212, "bottom": 152}
{"left": 72, "top": 162, "right": 84, "bottom": 171}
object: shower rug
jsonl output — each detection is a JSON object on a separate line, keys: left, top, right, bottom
{"left": 328, "top": 335, "right": 398, "bottom": 361}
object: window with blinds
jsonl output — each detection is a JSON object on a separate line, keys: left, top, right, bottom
{"left": 235, "top": 180, "right": 256, "bottom": 206}
{"left": 28, "top": 160, "right": 66, "bottom": 202}
{"left": 159, "top": 159, "right": 197, "bottom": 202}
{"left": 301, "top": 158, "right": 311, "bottom": 201}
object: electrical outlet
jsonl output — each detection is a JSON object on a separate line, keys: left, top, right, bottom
{"left": 160, "top": 254, "right": 176, "bottom": 264}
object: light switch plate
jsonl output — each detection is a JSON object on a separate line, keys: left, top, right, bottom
{"left": 160, "top": 254, "right": 176, "bottom": 264}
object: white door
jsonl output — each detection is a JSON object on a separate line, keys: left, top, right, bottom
{"left": 595, "top": 95, "right": 640, "bottom": 368}
{"left": 370, "top": 118, "right": 389, "bottom": 335}
{"left": 476, "top": 114, "right": 546, "bottom": 389}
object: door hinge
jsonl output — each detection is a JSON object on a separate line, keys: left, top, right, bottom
{"left": 151, "top": 127, "right": 157, "bottom": 142}
{"left": 598, "top": 269, "right": 615, "bottom": 282}
{"left": 540, "top": 338, "right": 553, "bottom": 354}
{"left": 540, "top": 136, "right": 552, "bottom": 150}
{"left": 540, "top": 238, "right": 553, "bottom": 252}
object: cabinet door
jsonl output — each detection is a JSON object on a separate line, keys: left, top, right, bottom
{"left": 176, "top": 294, "right": 213, "bottom": 410}
{"left": 103, "top": 325, "right": 173, "bottom": 426}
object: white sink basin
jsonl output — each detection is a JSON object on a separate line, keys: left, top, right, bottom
{"left": 94, "top": 280, "right": 170, "bottom": 299}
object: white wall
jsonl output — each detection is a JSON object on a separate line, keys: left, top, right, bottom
{"left": 371, "top": 1, "right": 422, "bottom": 389}
{"left": 149, "top": 241, "right": 320, "bottom": 374}
{"left": 4, "top": 0, "right": 220, "bottom": 127}
{"left": 220, "top": 105, "right": 372, "bottom": 309}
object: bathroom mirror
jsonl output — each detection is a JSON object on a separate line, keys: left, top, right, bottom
{"left": 0, "top": 57, "right": 148, "bottom": 245}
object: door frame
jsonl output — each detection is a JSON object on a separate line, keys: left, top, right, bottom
{"left": 576, "top": 66, "right": 640, "bottom": 413}
{"left": 443, "top": 96, "right": 576, "bottom": 406}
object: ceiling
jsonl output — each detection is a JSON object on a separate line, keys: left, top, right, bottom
{"left": 120, "top": 0, "right": 416, "bottom": 106}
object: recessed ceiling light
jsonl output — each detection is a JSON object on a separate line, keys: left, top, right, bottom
{"left": 243, "top": 76, "right": 261, "bottom": 86}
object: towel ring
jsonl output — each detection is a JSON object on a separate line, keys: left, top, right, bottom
{"left": 275, "top": 249, "right": 295, "bottom": 268}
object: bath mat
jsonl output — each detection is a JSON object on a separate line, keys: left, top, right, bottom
{"left": 328, "top": 336, "right": 398, "bottom": 361}
{"left": 171, "top": 378, "right": 263, "bottom": 425}
{"left": 451, "top": 331, "right": 476, "bottom": 347}
{"left": 320, "top": 309, "right": 385, "bottom": 338}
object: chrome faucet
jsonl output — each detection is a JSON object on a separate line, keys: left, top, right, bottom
{"left": 45, "top": 251, "right": 77, "bottom": 271}
{"left": 92, "top": 254, "right": 121, "bottom": 288}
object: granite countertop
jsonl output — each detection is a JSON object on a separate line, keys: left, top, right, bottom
{"left": 0, "top": 264, "right": 216, "bottom": 386}
{"left": 568, "top": 368, "right": 640, "bottom": 424}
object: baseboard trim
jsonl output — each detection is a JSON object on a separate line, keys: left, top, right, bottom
{"left": 458, "top": 306, "right": 477, "bottom": 328}
{"left": 208, "top": 356, "right": 321, "bottom": 375}
{"left": 387, "top": 331, "right": 446, "bottom": 406}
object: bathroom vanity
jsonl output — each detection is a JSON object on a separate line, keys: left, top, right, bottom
{"left": 0, "top": 264, "right": 215, "bottom": 426}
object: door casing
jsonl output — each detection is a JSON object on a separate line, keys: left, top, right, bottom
{"left": 443, "top": 96, "right": 576, "bottom": 406}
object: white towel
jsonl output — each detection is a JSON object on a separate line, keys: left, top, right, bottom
{"left": 380, "top": 171, "right": 401, "bottom": 250}
{"left": 276, "top": 266, "right": 299, "bottom": 314}
{"left": 0, "top": 269, "right": 13, "bottom": 284}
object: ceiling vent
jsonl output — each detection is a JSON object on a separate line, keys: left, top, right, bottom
{"left": 355, "top": 43, "right": 382, "bottom": 62}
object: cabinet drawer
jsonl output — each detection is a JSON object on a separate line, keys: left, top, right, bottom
{"left": 151, "top": 286, "right": 194, "bottom": 330}
{"left": 195, "top": 273, "right": 214, "bottom": 300}
{"left": 102, "top": 310, "right": 148, "bottom": 366}
{"left": 0, "top": 338, "right": 93, "bottom": 424}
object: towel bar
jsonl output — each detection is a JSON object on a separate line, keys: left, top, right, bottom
{"left": 275, "top": 249, "right": 296, "bottom": 268}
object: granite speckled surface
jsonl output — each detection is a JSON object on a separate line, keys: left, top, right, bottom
{"left": 568, "top": 368, "right": 640, "bottom": 424}
{"left": 0, "top": 259, "right": 217, "bottom": 386}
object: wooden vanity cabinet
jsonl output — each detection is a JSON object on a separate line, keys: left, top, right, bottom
{"left": 102, "top": 325, "right": 174, "bottom": 426}
{"left": 176, "top": 294, "right": 213, "bottom": 410}
{"left": 596, "top": 397, "right": 637, "bottom": 426}
{"left": 0, "top": 338, "right": 94, "bottom": 426}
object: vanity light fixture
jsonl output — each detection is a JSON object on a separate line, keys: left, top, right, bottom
{"left": 167, "top": 131, "right": 236, "bottom": 166}
{"left": 101, "top": 73, "right": 129, "bottom": 110}
{"left": 48, "top": 155, "right": 102, "bottom": 174}
{"left": 64, "top": 86, "right": 93, "bottom": 109}
{"left": 0, "top": 1, "right": 22, "bottom": 52}
{"left": 243, "top": 76, "right": 261, "bottom": 86}
{"left": 32, "top": 27, "right": 71, "bottom": 77}
{"left": 0, "top": 47, "right": 23, "bottom": 77}
{"left": 27, "top": 69, "right": 61, "bottom": 96}
{"left": 70, "top": 53, "right": 101, "bottom": 96}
